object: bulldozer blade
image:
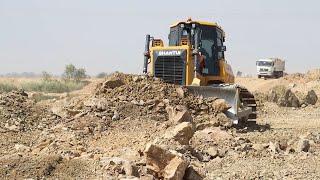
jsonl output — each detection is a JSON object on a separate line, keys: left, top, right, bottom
{"left": 185, "top": 84, "right": 252, "bottom": 124}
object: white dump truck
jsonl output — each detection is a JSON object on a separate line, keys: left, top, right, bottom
{"left": 256, "top": 58, "right": 285, "bottom": 78}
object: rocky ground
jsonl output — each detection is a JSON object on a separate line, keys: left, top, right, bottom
{"left": 0, "top": 71, "right": 320, "bottom": 179}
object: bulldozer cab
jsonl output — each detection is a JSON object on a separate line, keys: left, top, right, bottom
{"left": 168, "top": 21, "right": 226, "bottom": 76}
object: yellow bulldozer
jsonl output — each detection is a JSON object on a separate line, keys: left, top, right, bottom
{"left": 143, "top": 19, "right": 257, "bottom": 125}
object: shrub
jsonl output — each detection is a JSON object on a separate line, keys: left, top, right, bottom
{"left": 42, "top": 71, "right": 53, "bottom": 82}
{"left": 21, "top": 80, "right": 87, "bottom": 93}
{"left": 0, "top": 82, "right": 18, "bottom": 92}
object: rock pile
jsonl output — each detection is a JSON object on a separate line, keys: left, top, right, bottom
{"left": 55, "top": 73, "right": 232, "bottom": 128}
{"left": 258, "top": 85, "right": 318, "bottom": 108}
{"left": 0, "top": 90, "right": 59, "bottom": 132}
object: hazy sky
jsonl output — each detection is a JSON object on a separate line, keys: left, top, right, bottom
{"left": 0, "top": 0, "right": 319, "bottom": 75}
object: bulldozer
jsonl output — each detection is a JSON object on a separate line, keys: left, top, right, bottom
{"left": 143, "top": 19, "right": 257, "bottom": 125}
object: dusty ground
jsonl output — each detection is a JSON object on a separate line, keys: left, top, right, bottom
{"left": 0, "top": 72, "right": 320, "bottom": 179}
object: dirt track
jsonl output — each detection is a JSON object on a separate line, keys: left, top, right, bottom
{"left": 0, "top": 73, "right": 320, "bottom": 179}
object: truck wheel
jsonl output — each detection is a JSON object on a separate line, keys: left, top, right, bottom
{"left": 258, "top": 75, "right": 261, "bottom": 79}
{"left": 280, "top": 72, "right": 284, "bottom": 77}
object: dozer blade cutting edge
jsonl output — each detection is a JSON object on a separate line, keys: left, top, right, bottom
{"left": 185, "top": 84, "right": 254, "bottom": 125}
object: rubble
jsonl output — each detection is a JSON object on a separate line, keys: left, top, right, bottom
{"left": 1, "top": 72, "right": 320, "bottom": 179}
{"left": 166, "top": 106, "right": 193, "bottom": 124}
{"left": 0, "top": 90, "right": 60, "bottom": 131}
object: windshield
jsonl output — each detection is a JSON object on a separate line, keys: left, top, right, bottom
{"left": 257, "top": 61, "right": 273, "bottom": 66}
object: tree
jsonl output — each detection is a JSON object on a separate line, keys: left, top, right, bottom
{"left": 74, "top": 68, "right": 87, "bottom": 82}
{"left": 63, "top": 64, "right": 87, "bottom": 82}
{"left": 63, "top": 64, "right": 76, "bottom": 80}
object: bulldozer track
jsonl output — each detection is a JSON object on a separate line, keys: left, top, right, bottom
{"left": 239, "top": 87, "right": 257, "bottom": 122}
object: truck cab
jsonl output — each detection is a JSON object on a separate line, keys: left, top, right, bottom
{"left": 256, "top": 58, "right": 285, "bottom": 78}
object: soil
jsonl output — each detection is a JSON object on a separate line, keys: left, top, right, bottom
{"left": 0, "top": 71, "right": 320, "bottom": 179}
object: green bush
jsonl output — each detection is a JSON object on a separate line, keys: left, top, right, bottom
{"left": 62, "top": 64, "right": 87, "bottom": 82}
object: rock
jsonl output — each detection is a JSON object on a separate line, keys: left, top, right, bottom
{"left": 278, "top": 140, "right": 288, "bottom": 151}
{"left": 100, "top": 157, "right": 139, "bottom": 177}
{"left": 119, "top": 176, "right": 140, "bottom": 180}
{"left": 196, "top": 120, "right": 219, "bottom": 131}
{"left": 163, "top": 156, "right": 189, "bottom": 180}
{"left": 277, "top": 89, "right": 300, "bottom": 107}
{"left": 295, "top": 139, "right": 310, "bottom": 152}
{"left": 32, "top": 139, "right": 53, "bottom": 154}
{"left": 132, "top": 76, "right": 140, "bottom": 82}
{"left": 176, "top": 87, "right": 185, "bottom": 98}
{"left": 165, "top": 122, "right": 195, "bottom": 145}
{"left": 14, "top": 144, "right": 30, "bottom": 152}
{"left": 184, "top": 166, "right": 204, "bottom": 180}
{"left": 166, "top": 106, "right": 193, "bottom": 124}
{"left": 268, "top": 141, "right": 280, "bottom": 153}
{"left": 140, "top": 174, "right": 155, "bottom": 180}
{"left": 139, "top": 100, "right": 145, "bottom": 106}
{"left": 205, "top": 147, "right": 219, "bottom": 158}
{"left": 145, "top": 143, "right": 176, "bottom": 173}
{"left": 268, "top": 90, "right": 278, "bottom": 102}
{"left": 191, "top": 150, "right": 211, "bottom": 162}
{"left": 212, "top": 99, "right": 231, "bottom": 112}
{"left": 102, "top": 78, "right": 125, "bottom": 89}
{"left": 6, "top": 124, "right": 19, "bottom": 132}
{"left": 304, "top": 90, "right": 318, "bottom": 105}
{"left": 191, "top": 127, "right": 233, "bottom": 145}
{"left": 144, "top": 143, "right": 189, "bottom": 179}
{"left": 237, "top": 143, "right": 252, "bottom": 152}
{"left": 112, "top": 111, "right": 120, "bottom": 121}
{"left": 216, "top": 113, "right": 232, "bottom": 128}
{"left": 252, "top": 143, "right": 268, "bottom": 152}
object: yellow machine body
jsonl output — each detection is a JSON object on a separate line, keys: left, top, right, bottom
{"left": 147, "top": 20, "right": 235, "bottom": 86}
{"left": 143, "top": 19, "right": 256, "bottom": 124}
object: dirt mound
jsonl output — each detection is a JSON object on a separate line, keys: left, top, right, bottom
{"left": 0, "top": 90, "right": 60, "bottom": 132}
{"left": 57, "top": 73, "right": 228, "bottom": 124}
{"left": 254, "top": 84, "right": 318, "bottom": 108}
{"left": 305, "top": 69, "right": 320, "bottom": 81}
{"left": 282, "top": 69, "right": 320, "bottom": 83}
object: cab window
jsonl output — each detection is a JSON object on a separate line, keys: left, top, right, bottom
{"left": 216, "top": 31, "right": 224, "bottom": 59}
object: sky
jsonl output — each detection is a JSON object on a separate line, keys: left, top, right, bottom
{"left": 0, "top": 0, "right": 319, "bottom": 76}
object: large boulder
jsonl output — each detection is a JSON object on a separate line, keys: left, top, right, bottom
{"left": 164, "top": 122, "right": 195, "bottom": 145}
{"left": 166, "top": 106, "right": 193, "bottom": 124}
{"left": 303, "top": 90, "right": 318, "bottom": 105}
{"left": 183, "top": 166, "right": 204, "bottom": 180}
{"left": 277, "top": 89, "right": 300, "bottom": 107}
{"left": 163, "top": 156, "right": 189, "bottom": 180}
{"left": 102, "top": 78, "right": 125, "bottom": 89}
{"left": 211, "top": 99, "right": 231, "bottom": 113}
{"left": 144, "top": 143, "right": 189, "bottom": 180}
